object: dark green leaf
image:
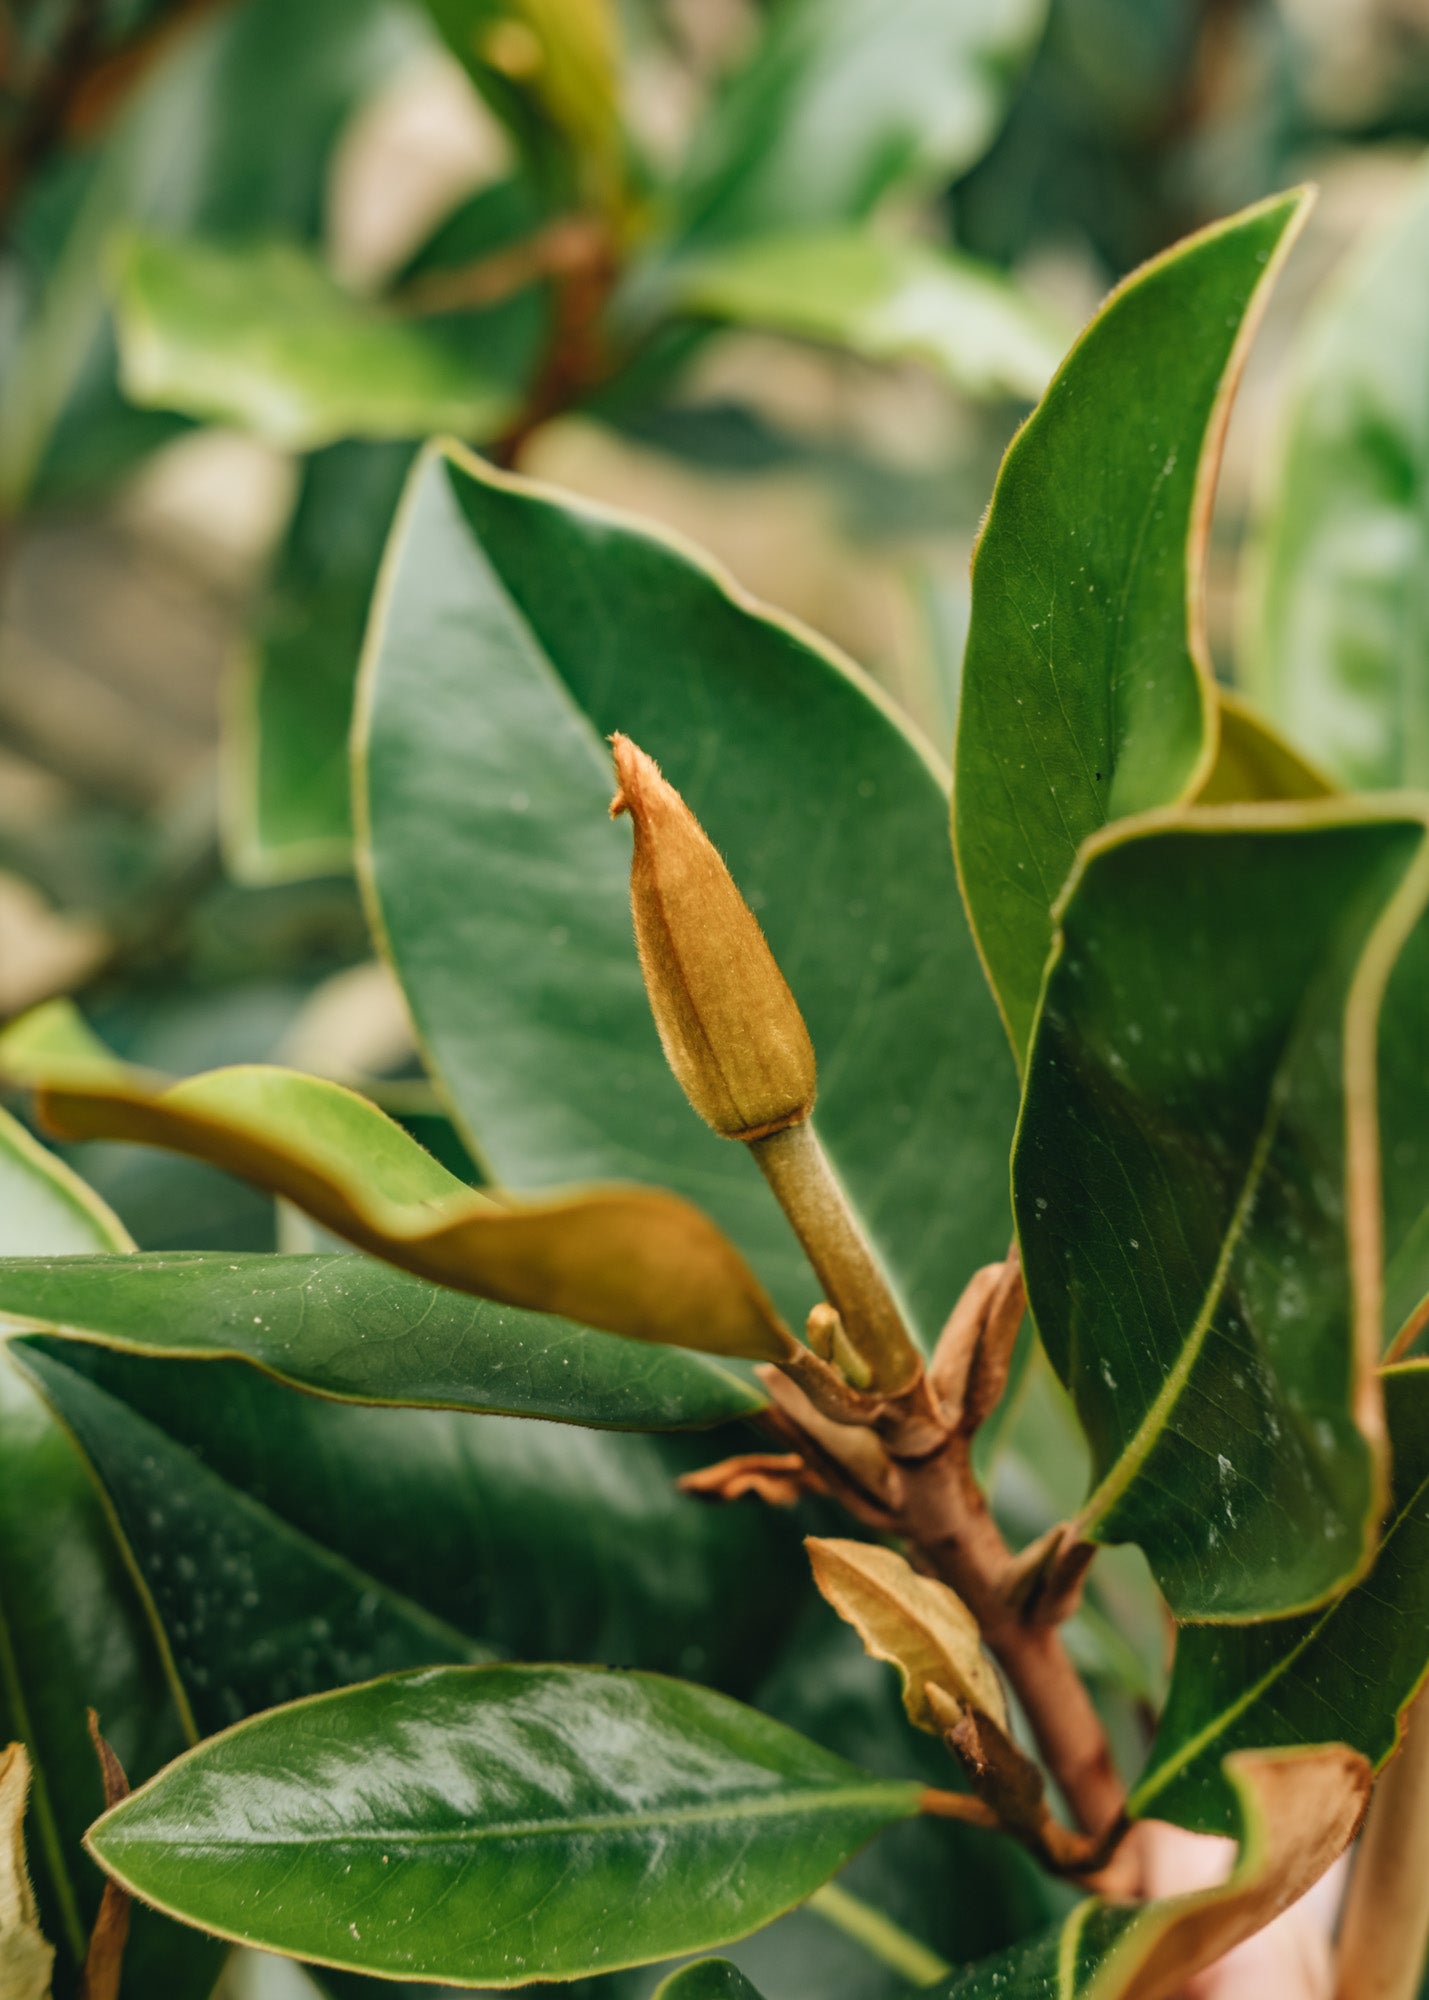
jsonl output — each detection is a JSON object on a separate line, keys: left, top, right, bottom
{"left": 1245, "top": 161, "right": 1429, "bottom": 792}
{"left": 87, "top": 1664, "right": 922, "bottom": 1983}
{"left": 13, "top": 1337, "right": 806, "bottom": 1732}
{"left": 1380, "top": 911, "right": 1429, "bottom": 1354}
{"left": 954, "top": 192, "right": 1308, "bottom": 1059}
{"left": 673, "top": 232, "right": 1066, "bottom": 402}
{"left": 355, "top": 445, "right": 1018, "bottom": 1346}
{"left": 671, "top": 0, "right": 1046, "bottom": 249}
{"left": 1013, "top": 803, "right": 1429, "bottom": 1618}
{"left": 1130, "top": 1361, "right": 1429, "bottom": 1832}
{"left": 0, "top": 1250, "right": 765, "bottom": 1430}
{"left": 0, "top": 1115, "right": 218, "bottom": 2000}
{"left": 656, "top": 1962, "right": 767, "bottom": 2000}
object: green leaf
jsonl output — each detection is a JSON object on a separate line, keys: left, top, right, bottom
{"left": 228, "top": 443, "right": 416, "bottom": 883}
{"left": 0, "top": 1114, "right": 219, "bottom": 1999}
{"left": 13, "top": 1335, "right": 805, "bottom": 1732}
{"left": 87, "top": 1664, "right": 922, "bottom": 1982}
{"left": 671, "top": 0, "right": 1047, "bottom": 249}
{"left": 954, "top": 191, "right": 1309, "bottom": 1060}
{"left": 354, "top": 445, "right": 1019, "bottom": 1346}
{"left": 656, "top": 1962, "right": 767, "bottom": 2000}
{"left": 1013, "top": 801, "right": 1429, "bottom": 1619}
{"left": 1195, "top": 689, "right": 1336, "bottom": 806}
{"left": 938, "top": 1745, "right": 1370, "bottom": 1998}
{"left": 1130, "top": 1360, "right": 1429, "bottom": 1832}
{"left": 113, "top": 235, "right": 515, "bottom": 452}
{"left": 1245, "top": 159, "right": 1429, "bottom": 792}
{"left": 673, "top": 232, "right": 1067, "bottom": 402}
{"left": 0, "top": 1010, "right": 792, "bottom": 1362}
{"left": 1380, "top": 912, "right": 1429, "bottom": 1354}
{"left": 0, "top": 1250, "right": 765, "bottom": 1431}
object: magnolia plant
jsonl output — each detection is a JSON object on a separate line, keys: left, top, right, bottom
{"left": 0, "top": 180, "right": 1428, "bottom": 2000}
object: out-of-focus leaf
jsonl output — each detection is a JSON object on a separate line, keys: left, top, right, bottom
{"left": 671, "top": 0, "right": 1048, "bottom": 249}
{"left": 14, "top": 1333, "right": 805, "bottom": 1731}
{"left": 1196, "top": 690, "right": 1336, "bottom": 805}
{"left": 1131, "top": 1361, "right": 1429, "bottom": 1833}
{"left": 0, "top": 1250, "right": 766, "bottom": 1430}
{"left": 87, "top": 1665, "right": 922, "bottom": 1983}
{"left": 4, "top": 0, "right": 420, "bottom": 506}
{"left": 1014, "top": 802, "right": 1429, "bottom": 1619}
{"left": 1245, "top": 159, "right": 1429, "bottom": 793}
{"left": 0, "top": 1745, "right": 55, "bottom": 2000}
{"left": 355, "top": 444, "right": 1019, "bottom": 1348}
{"left": 954, "top": 192, "right": 1308, "bottom": 1060}
{"left": 0, "top": 1114, "right": 219, "bottom": 2000}
{"left": 113, "top": 236, "right": 515, "bottom": 452}
{"left": 937, "top": 1745, "right": 1370, "bottom": 1998}
{"left": 0, "top": 1008, "right": 793, "bottom": 1362}
{"left": 673, "top": 232, "right": 1067, "bottom": 402}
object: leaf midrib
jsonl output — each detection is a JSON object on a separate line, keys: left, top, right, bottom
{"left": 104, "top": 1778, "right": 916, "bottom": 1851}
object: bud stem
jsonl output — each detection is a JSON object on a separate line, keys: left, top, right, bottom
{"left": 750, "top": 1120, "right": 921, "bottom": 1396}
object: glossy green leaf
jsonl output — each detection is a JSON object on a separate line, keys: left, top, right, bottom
{"left": 87, "top": 1664, "right": 922, "bottom": 1983}
{"left": 1380, "top": 911, "right": 1429, "bottom": 1354}
{"left": 937, "top": 1745, "right": 1370, "bottom": 1998}
{"left": 14, "top": 1335, "right": 805, "bottom": 1733}
{"left": 2, "top": 0, "right": 419, "bottom": 507}
{"left": 355, "top": 445, "right": 1019, "bottom": 1347}
{"left": 0, "top": 1250, "right": 764, "bottom": 1430}
{"left": 228, "top": 443, "right": 416, "bottom": 882}
{"left": 1013, "top": 802, "right": 1429, "bottom": 1619}
{"left": 673, "top": 232, "right": 1066, "bottom": 402}
{"left": 0, "top": 1010, "right": 791, "bottom": 1362}
{"left": 113, "top": 235, "right": 514, "bottom": 452}
{"left": 954, "top": 192, "right": 1308, "bottom": 1060}
{"left": 1131, "top": 1361, "right": 1429, "bottom": 1832}
{"left": 656, "top": 1962, "right": 767, "bottom": 2000}
{"left": 671, "top": 0, "right": 1047, "bottom": 249}
{"left": 1195, "top": 690, "right": 1336, "bottom": 806}
{"left": 1245, "top": 159, "right": 1429, "bottom": 792}
{"left": 0, "top": 1115, "right": 218, "bottom": 2000}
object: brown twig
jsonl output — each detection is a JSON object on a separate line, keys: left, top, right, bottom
{"left": 0, "top": 0, "right": 105, "bottom": 235}
{"left": 490, "top": 216, "right": 619, "bottom": 467}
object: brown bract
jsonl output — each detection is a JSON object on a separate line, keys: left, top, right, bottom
{"left": 610, "top": 734, "right": 816, "bottom": 1141}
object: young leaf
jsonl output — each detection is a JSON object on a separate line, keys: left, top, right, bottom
{"left": 0, "top": 1008, "right": 793, "bottom": 1363}
{"left": 13, "top": 1336, "right": 805, "bottom": 1732}
{"left": 0, "top": 1250, "right": 766, "bottom": 1431}
{"left": 806, "top": 1539, "right": 1007, "bottom": 1734}
{"left": 114, "top": 236, "right": 515, "bottom": 452}
{"left": 670, "top": 0, "right": 1047, "bottom": 248}
{"left": 673, "top": 232, "right": 1066, "bottom": 403}
{"left": 954, "top": 191, "right": 1309, "bottom": 1060}
{"left": 86, "top": 1665, "right": 923, "bottom": 1983}
{"left": 0, "top": 1113, "right": 219, "bottom": 2000}
{"left": 354, "top": 444, "right": 1018, "bottom": 1347}
{"left": 0, "top": 1745, "right": 54, "bottom": 2000}
{"left": 1245, "top": 159, "right": 1429, "bottom": 792}
{"left": 938, "top": 1745, "right": 1369, "bottom": 1999}
{"left": 1130, "top": 1361, "right": 1429, "bottom": 1833}
{"left": 1013, "top": 801, "right": 1429, "bottom": 1619}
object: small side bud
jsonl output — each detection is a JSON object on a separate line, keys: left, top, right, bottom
{"left": 610, "top": 734, "right": 816, "bottom": 1141}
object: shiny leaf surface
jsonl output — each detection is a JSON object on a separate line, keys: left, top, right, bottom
{"left": 656, "top": 1962, "right": 767, "bottom": 2000}
{"left": 1245, "top": 159, "right": 1429, "bottom": 791}
{"left": 0, "top": 1012, "right": 791, "bottom": 1362}
{"left": 939, "top": 1746, "right": 1369, "bottom": 1999}
{"left": 14, "top": 1336, "right": 805, "bottom": 1732}
{"left": 0, "top": 1250, "right": 765, "bottom": 1430}
{"left": 671, "top": 0, "right": 1046, "bottom": 248}
{"left": 674, "top": 232, "right": 1066, "bottom": 402}
{"left": 1131, "top": 1361, "right": 1429, "bottom": 1832}
{"left": 87, "top": 1665, "right": 922, "bottom": 1983}
{"left": 355, "top": 445, "right": 1018, "bottom": 1347}
{"left": 1014, "top": 802, "right": 1429, "bottom": 1618}
{"left": 954, "top": 192, "right": 1307, "bottom": 1059}
{"left": 114, "top": 236, "right": 514, "bottom": 452}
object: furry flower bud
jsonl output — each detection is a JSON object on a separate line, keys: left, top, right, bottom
{"left": 610, "top": 734, "right": 816, "bottom": 1140}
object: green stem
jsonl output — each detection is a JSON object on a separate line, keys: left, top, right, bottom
{"left": 808, "top": 1883, "right": 950, "bottom": 1988}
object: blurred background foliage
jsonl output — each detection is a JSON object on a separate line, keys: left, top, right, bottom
{"left": 3, "top": 4, "right": 1429, "bottom": 1995}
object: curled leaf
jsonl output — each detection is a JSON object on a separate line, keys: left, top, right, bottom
{"left": 0, "top": 1744, "right": 55, "bottom": 2000}
{"left": 0, "top": 1003, "right": 794, "bottom": 1363}
{"left": 806, "top": 1537, "right": 1007, "bottom": 1733}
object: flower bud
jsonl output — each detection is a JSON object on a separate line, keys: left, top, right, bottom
{"left": 610, "top": 734, "right": 816, "bottom": 1141}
